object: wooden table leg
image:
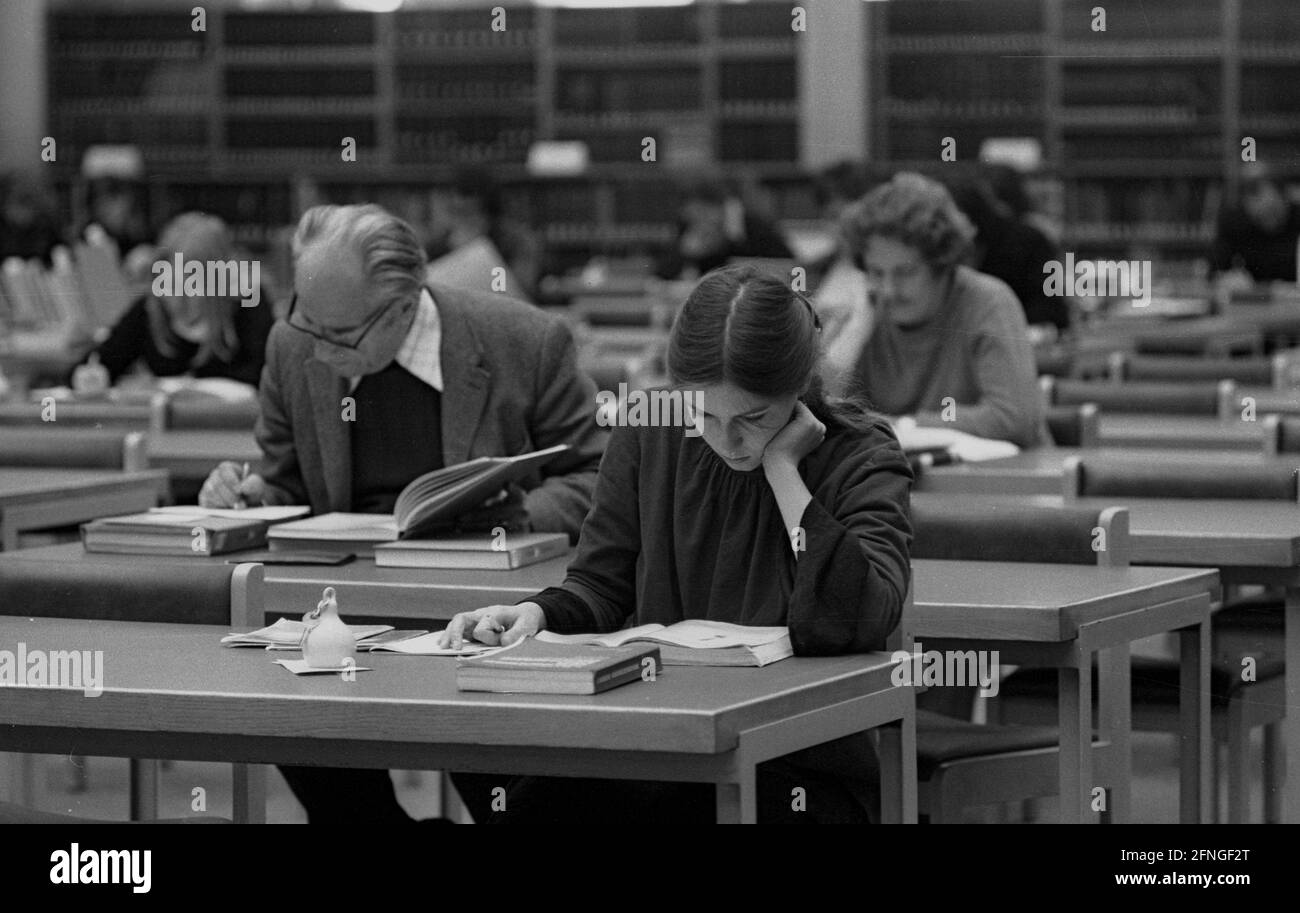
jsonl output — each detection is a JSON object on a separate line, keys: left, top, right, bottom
{"left": 1179, "top": 618, "right": 1212, "bottom": 823}
{"left": 128, "top": 759, "right": 158, "bottom": 820}
{"left": 877, "top": 714, "right": 917, "bottom": 824}
{"left": 1097, "top": 644, "right": 1132, "bottom": 823}
{"left": 1058, "top": 662, "right": 1093, "bottom": 823}
{"left": 233, "top": 764, "right": 267, "bottom": 824}
{"left": 1285, "top": 586, "right": 1300, "bottom": 823}
{"left": 715, "top": 760, "right": 757, "bottom": 824}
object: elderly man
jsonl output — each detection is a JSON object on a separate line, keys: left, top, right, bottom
{"left": 201, "top": 202, "right": 603, "bottom": 538}
{"left": 200, "top": 203, "right": 605, "bottom": 822}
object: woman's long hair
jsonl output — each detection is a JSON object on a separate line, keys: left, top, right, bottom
{"left": 667, "top": 263, "right": 878, "bottom": 433}
{"left": 147, "top": 213, "right": 241, "bottom": 367}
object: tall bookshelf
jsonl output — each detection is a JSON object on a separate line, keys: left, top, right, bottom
{"left": 867, "top": 0, "right": 1300, "bottom": 272}
{"left": 45, "top": 0, "right": 808, "bottom": 277}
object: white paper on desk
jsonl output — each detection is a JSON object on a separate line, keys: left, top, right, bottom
{"left": 892, "top": 424, "right": 1020, "bottom": 463}
{"left": 155, "top": 376, "right": 258, "bottom": 402}
{"left": 149, "top": 505, "right": 310, "bottom": 523}
{"left": 365, "top": 632, "right": 504, "bottom": 656}
{"left": 275, "top": 659, "right": 372, "bottom": 675}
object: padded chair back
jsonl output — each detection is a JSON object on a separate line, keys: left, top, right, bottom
{"left": 1273, "top": 416, "right": 1300, "bottom": 455}
{"left": 0, "top": 553, "right": 263, "bottom": 626}
{"left": 1044, "top": 376, "right": 1234, "bottom": 417}
{"left": 0, "top": 429, "right": 145, "bottom": 471}
{"left": 1064, "top": 455, "right": 1300, "bottom": 501}
{"left": 912, "top": 499, "right": 1130, "bottom": 566}
{"left": 166, "top": 398, "right": 260, "bottom": 431}
{"left": 1114, "top": 354, "right": 1274, "bottom": 386}
{"left": 0, "top": 396, "right": 165, "bottom": 429}
{"left": 1045, "top": 403, "right": 1099, "bottom": 448}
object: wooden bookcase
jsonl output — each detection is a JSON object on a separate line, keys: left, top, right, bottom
{"left": 45, "top": 0, "right": 1299, "bottom": 278}
{"left": 867, "top": 0, "right": 1300, "bottom": 271}
{"left": 45, "top": 0, "right": 809, "bottom": 278}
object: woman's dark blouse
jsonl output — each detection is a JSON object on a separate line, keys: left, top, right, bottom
{"left": 529, "top": 416, "right": 914, "bottom": 655}
{"left": 86, "top": 294, "right": 274, "bottom": 386}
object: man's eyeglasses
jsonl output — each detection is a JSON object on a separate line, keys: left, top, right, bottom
{"left": 286, "top": 293, "right": 399, "bottom": 350}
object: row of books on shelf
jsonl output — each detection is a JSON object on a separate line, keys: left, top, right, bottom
{"left": 398, "top": 81, "right": 535, "bottom": 103}
{"left": 395, "top": 30, "right": 537, "bottom": 51}
{"left": 883, "top": 99, "right": 1042, "bottom": 119}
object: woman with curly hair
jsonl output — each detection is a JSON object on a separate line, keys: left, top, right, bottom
{"left": 827, "top": 172, "right": 1047, "bottom": 448}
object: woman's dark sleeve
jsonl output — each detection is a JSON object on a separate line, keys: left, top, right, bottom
{"left": 223, "top": 295, "right": 273, "bottom": 387}
{"left": 85, "top": 297, "right": 151, "bottom": 383}
{"left": 524, "top": 424, "right": 642, "bottom": 634}
{"left": 786, "top": 431, "right": 914, "bottom": 656}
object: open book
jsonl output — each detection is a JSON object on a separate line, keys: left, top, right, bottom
{"left": 536, "top": 620, "right": 793, "bottom": 667}
{"left": 267, "top": 444, "right": 570, "bottom": 554}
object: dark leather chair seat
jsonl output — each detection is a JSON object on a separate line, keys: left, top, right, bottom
{"left": 915, "top": 710, "right": 1061, "bottom": 779}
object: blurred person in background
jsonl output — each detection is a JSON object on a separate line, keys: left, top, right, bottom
{"left": 658, "top": 178, "right": 793, "bottom": 280}
{"left": 948, "top": 175, "right": 1068, "bottom": 332}
{"left": 73, "top": 212, "right": 273, "bottom": 388}
{"left": 809, "top": 160, "right": 877, "bottom": 357}
{"left": 827, "top": 172, "right": 1047, "bottom": 449}
{"left": 1213, "top": 164, "right": 1300, "bottom": 285}
{"left": 0, "top": 174, "right": 64, "bottom": 264}
{"left": 425, "top": 167, "right": 541, "bottom": 301}
{"left": 986, "top": 162, "right": 1060, "bottom": 245}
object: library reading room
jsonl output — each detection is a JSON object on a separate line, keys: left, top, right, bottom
{"left": 0, "top": 0, "right": 1298, "bottom": 852}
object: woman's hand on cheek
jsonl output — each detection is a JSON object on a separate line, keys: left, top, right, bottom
{"left": 761, "top": 401, "right": 826, "bottom": 474}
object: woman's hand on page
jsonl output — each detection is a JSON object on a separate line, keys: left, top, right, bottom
{"left": 438, "top": 602, "right": 545, "bottom": 649}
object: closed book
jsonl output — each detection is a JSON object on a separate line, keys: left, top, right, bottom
{"left": 374, "top": 532, "right": 568, "bottom": 570}
{"left": 456, "top": 638, "right": 661, "bottom": 695}
{"left": 267, "top": 513, "right": 397, "bottom": 557}
{"left": 82, "top": 512, "right": 267, "bottom": 556}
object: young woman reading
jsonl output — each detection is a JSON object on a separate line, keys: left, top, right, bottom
{"left": 439, "top": 263, "right": 914, "bottom": 824}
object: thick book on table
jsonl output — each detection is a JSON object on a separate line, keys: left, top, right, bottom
{"left": 535, "top": 620, "right": 793, "bottom": 667}
{"left": 82, "top": 512, "right": 269, "bottom": 557}
{"left": 268, "top": 444, "right": 570, "bottom": 555}
{"left": 374, "top": 532, "right": 569, "bottom": 570}
{"left": 456, "top": 638, "right": 661, "bottom": 694}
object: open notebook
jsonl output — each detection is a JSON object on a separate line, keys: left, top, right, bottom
{"left": 536, "top": 620, "right": 792, "bottom": 667}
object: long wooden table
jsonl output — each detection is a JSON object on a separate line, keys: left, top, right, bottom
{"left": 0, "top": 543, "right": 1218, "bottom": 822}
{"left": 0, "top": 616, "right": 917, "bottom": 824}
{"left": 0, "top": 468, "right": 168, "bottom": 550}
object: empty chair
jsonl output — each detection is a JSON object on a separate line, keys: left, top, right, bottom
{"left": 0, "top": 553, "right": 264, "bottom": 822}
{"left": 909, "top": 502, "right": 1130, "bottom": 822}
{"left": 0, "top": 429, "right": 146, "bottom": 472}
{"left": 1045, "top": 403, "right": 1099, "bottom": 448}
{"left": 1042, "top": 376, "right": 1236, "bottom": 418}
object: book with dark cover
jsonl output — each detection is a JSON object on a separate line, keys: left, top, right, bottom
{"left": 456, "top": 638, "right": 661, "bottom": 695}
{"left": 82, "top": 512, "right": 267, "bottom": 556}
